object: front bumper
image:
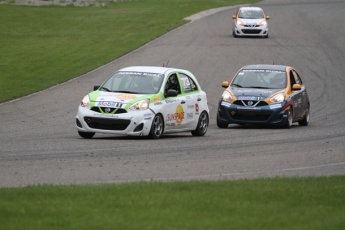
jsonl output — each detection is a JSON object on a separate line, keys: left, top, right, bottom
{"left": 76, "top": 105, "right": 155, "bottom": 136}
{"left": 218, "top": 100, "right": 288, "bottom": 126}
{"left": 233, "top": 24, "right": 268, "bottom": 37}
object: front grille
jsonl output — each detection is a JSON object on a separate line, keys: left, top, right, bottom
{"left": 241, "top": 29, "right": 262, "bottom": 34}
{"left": 90, "top": 107, "right": 127, "bottom": 114}
{"left": 84, "top": 117, "right": 130, "bottom": 130}
{"left": 229, "top": 110, "right": 272, "bottom": 121}
{"left": 233, "top": 100, "right": 268, "bottom": 107}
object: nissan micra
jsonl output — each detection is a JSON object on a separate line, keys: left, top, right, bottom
{"left": 76, "top": 66, "right": 209, "bottom": 138}
{"left": 217, "top": 64, "right": 310, "bottom": 128}
{"left": 232, "top": 6, "right": 270, "bottom": 38}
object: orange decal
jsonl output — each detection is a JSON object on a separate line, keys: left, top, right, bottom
{"left": 116, "top": 94, "right": 137, "bottom": 100}
{"left": 176, "top": 105, "right": 185, "bottom": 125}
{"left": 166, "top": 105, "right": 185, "bottom": 125}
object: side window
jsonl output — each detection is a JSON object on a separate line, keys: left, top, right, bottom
{"left": 165, "top": 74, "right": 181, "bottom": 95}
{"left": 179, "top": 73, "right": 198, "bottom": 93}
{"left": 292, "top": 70, "right": 302, "bottom": 85}
{"left": 289, "top": 70, "right": 296, "bottom": 88}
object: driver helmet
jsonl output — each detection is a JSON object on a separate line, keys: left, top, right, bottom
{"left": 166, "top": 75, "right": 178, "bottom": 90}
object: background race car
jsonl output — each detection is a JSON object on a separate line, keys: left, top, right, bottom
{"left": 232, "top": 6, "right": 270, "bottom": 38}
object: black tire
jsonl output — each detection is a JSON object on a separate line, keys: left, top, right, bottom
{"left": 283, "top": 108, "right": 293, "bottom": 129}
{"left": 149, "top": 114, "right": 163, "bottom": 139}
{"left": 233, "top": 30, "right": 237, "bottom": 38}
{"left": 217, "top": 115, "right": 229, "bottom": 128}
{"left": 78, "top": 131, "right": 95, "bottom": 139}
{"left": 191, "top": 111, "right": 209, "bottom": 136}
{"left": 298, "top": 106, "right": 310, "bottom": 126}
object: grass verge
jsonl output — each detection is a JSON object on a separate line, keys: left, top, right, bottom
{"left": 1, "top": 176, "right": 345, "bottom": 230}
{"left": 0, "top": 0, "right": 260, "bottom": 103}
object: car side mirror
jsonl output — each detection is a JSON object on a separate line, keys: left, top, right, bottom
{"left": 222, "top": 81, "right": 229, "bottom": 88}
{"left": 266, "top": 16, "right": 270, "bottom": 20}
{"left": 94, "top": 85, "right": 100, "bottom": 91}
{"left": 232, "top": 15, "right": 236, "bottom": 19}
{"left": 165, "top": 89, "right": 178, "bottom": 97}
{"left": 292, "top": 84, "right": 301, "bottom": 91}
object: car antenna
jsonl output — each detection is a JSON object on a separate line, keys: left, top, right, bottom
{"left": 163, "top": 61, "right": 169, "bottom": 67}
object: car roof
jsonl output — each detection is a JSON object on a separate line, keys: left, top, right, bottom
{"left": 243, "top": 64, "right": 287, "bottom": 71}
{"left": 118, "top": 66, "right": 189, "bottom": 75}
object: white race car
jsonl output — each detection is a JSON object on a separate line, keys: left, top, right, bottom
{"left": 232, "top": 6, "right": 270, "bottom": 38}
{"left": 76, "top": 66, "right": 209, "bottom": 139}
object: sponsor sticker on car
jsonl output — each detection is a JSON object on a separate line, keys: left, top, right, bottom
{"left": 221, "top": 101, "right": 231, "bottom": 107}
{"left": 269, "top": 104, "right": 282, "bottom": 109}
{"left": 96, "top": 101, "right": 123, "bottom": 108}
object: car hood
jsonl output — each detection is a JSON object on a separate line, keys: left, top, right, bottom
{"left": 239, "top": 18, "right": 265, "bottom": 26}
{"left": 91, "top": 91, "right": 144, "bottom": 102}
{"left": 88, "top": 91, "right": 162, "bottom": 109}
{"left": 230, "top": 87, "right": 282, "bottom": 100}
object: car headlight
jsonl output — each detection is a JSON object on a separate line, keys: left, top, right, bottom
{"left": 236, "top": 20, "right": 244, "bottom": 26}
{"left": 129, "top": 99, "right": 150, "bottom": 111}
{"left": 222, "top": 91, "right": 232, "bottom": 101}
{"left": 270, "top": 93, "right": 285, "bottom": 103}
{"left": 259, "top": 20, "right": 267, "bottom": 26}
{"left": 81, "top": 95, "right": 90, "bottom": 108}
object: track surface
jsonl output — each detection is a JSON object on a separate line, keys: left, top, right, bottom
{"left": 1, "top": 0, "right": 345, "bottom": 187}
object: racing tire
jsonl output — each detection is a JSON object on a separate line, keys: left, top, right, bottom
{"left": 149, "top": 114, "right": 163, "bottom": 139}
{"left": 217, "top": 115, "right": 229, "bottom": 128}
{"left": 78, "top": 131, "right": 95, "bottom": 139}
{"left": 298, "top": 107, "right": 310, "bottom": 126}
{"left": 233, "top": 30, "right": 237, "bottom": 38}
{"left": 191, "top": 111, "right": 209, "bottom": 136}
{"left": 283, "top": 108, "right": 293, "bottom": 129}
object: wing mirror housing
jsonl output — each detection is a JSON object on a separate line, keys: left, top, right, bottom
{"left": 266, "top": 16, "right": 270, "bottom": 20}
{"left": 222, "top": 81, "right": 229, "bottom": 88}
{"left": 94, "top": 85, "right": 100, "bottom": 91}
{"left": 232, "top": 15, "right": 236, "bottom": 19}
{"left": 165, "top": 89, "right": 178, "bottom": 97}
{"left": 292, "top": 84, "right": 301, "bottom": 91}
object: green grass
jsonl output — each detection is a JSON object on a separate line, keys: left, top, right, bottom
{"left": 1, "top": 176, "right": 344, "bottom": 230}
{"left": 0, "top": 0, "right": 260, "bottom": 103}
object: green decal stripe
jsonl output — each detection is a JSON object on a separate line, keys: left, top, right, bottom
{"left": 89, "top": 91, "right": 102, "bottom": 107}
{"left": 152, "top": 92, "right": 164, "bottom": 102}
{"left": 182, "top": 90, "right": 201, "bottom": 95}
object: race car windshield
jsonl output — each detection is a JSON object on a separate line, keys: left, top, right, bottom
{"left": 238, "top": 10, "right": 264, "bottom": 19}
{"left": 102, "top": 71, "right": 165, "bottom": 94}
{"left": 232, "top": 70, "right": 287, "bottom": 89}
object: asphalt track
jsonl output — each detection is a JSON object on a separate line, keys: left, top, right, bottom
{"left": 1, "top": 0, "right": 345, "bottom": 187}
